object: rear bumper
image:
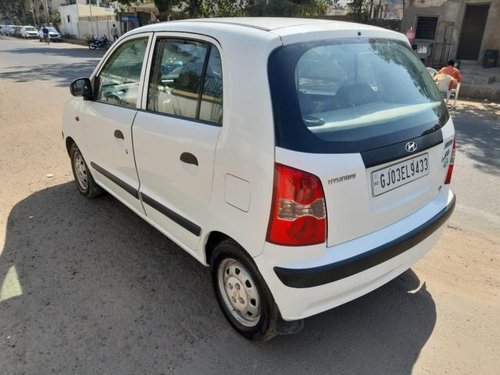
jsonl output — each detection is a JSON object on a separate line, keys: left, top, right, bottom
{"left": 255, "top": 189, "right": 455, "bottom": 321}
{"left": 275, "top": 194, "right": 455, "bottom": 288}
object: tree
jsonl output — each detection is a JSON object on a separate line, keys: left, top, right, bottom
{"left": 348, "top": 0, "right": 368, "bottom": 22}
{"left": 202, "top": 0, "right": 249, "bottom": 17}
{"left": 0, "top": 0, "right": 29, "bottom": 24}
{"left": 154, "top": 0, "right": 182, "bottom": 20}
{"left": 247, "top": 0, "right": 330, "bottom": 17}
{"left": 115, "top": 0, "right": 331, "bottom": 21}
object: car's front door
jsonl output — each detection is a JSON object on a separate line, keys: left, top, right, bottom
{"left": 132, "top": 35, "right": 223, "bottom": 252}
{"left": 83, "top": 35, "right": 151, "bottom": 214}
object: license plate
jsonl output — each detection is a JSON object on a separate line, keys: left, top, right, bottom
{"left": 371, "top": 153, "right": 430, "bottom": 196}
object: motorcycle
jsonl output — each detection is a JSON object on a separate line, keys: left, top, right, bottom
{"left": 88, "top": 35, "right": 112, "bottom": 50}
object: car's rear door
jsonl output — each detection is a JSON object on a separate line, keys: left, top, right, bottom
{"left": 269, "top": 36, "right": 454, "bottom": 247}
{"left": 132, "top": 34, "right": 223, "bottom": 251}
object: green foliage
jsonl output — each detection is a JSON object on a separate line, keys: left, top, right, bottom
{"left": 0, "top": 0, "right": 63, "bottom": 26}
{"left": 347, "top": 0, "right": 369, "bottom": 22}
{"left": 154, "top": 0, "right": 181, "bottom": 12}
{"left": 154, "top": 0, "right": 330, "bottom": 19}
{"left": 0, "top": 0, "right": 28, "bottom": 24}
{"left": 202, "top": 0, "right": 249, "bottom": 17}
{"left": 1, "top": 0, "right": 334, "bottom": 27}
{"left": 50, "top": 9, "right": 61, "bottom": 26}
{"left": 246, "top": 0, "right": 330, "bottom": 17}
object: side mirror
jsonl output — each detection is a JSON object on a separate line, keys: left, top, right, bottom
{"left": 70, "top": 78, "right": 93, "bottom": 100}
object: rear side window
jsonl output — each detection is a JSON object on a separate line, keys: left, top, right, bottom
{"left": 147, "top": 38, "right": 223, "bottom": 125}
{"left": 268, "top": 38, "right": 449, "bottom": 153}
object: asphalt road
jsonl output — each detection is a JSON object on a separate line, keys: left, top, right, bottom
{"left": 1, "top": 37, "right": 499, "bottom": 375}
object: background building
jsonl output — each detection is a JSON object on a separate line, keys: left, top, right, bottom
{"left": 401, "top": 0, "right": 499, "bottom": 67}
{"left": 59, "top": 1, "right": 118, "bottom": 39}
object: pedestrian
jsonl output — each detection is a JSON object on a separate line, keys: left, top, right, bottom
{"left": 111, "top": 24, "right": 119, "bottom": 42}
{"left": 438, "top": 60, "right": 462, "bottom": 90}
{"left": 42, "top": 25, "right": 49, "bottom": 44}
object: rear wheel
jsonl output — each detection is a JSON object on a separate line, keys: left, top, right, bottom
{"left": 211, "top": 240, "right": 278, "bottom": 341}
{"left": 69, "top": 143, "right": 103, "bottom": 198}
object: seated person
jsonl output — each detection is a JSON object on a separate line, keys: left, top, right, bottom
{"left": 438, "top": 60, "right": 462, "bottom": 90}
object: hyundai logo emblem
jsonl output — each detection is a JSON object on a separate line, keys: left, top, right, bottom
{"left": 405, "top": 141, "right": 417, "bottom": 153}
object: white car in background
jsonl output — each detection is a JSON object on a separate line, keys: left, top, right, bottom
{"left": 21, "top": 26, "right": 38, "bottom": 39}
{"left": 63, "top": 18, "right": 456, "bottom": 341}
{"left": 38, "top": 26, "right": 62, "bottom": 42}
{"left": 1, "top": 25, "right": 15, "bottom": 36}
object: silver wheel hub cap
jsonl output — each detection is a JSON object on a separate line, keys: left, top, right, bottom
{"left": 218, "top": 259, "right": 261, "bottom": 327}
{"left": 74, "top": 152, "right": 88, "bottom": 190}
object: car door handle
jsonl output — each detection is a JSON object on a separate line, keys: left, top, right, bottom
{"left": 114, "top": 130, "right": 124, "bottom": 139}
{"left": 180, "top": 152, "right": 198, "bottom": 166}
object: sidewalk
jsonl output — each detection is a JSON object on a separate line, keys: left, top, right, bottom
{"left": 458, "top": 60, "right": 500, "bottom": 102}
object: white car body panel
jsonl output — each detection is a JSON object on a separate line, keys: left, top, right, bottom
{"left": 256, "top": 189, "right": 454, "bottom": 320}
{"left": 83, "top": 103, "right": 144, "bottom": 213}
{"left": 132, "top": 111, "right": 221, "bottom": 250}
{"left": 274, "top": 119, "right": 455, "bottom": 247}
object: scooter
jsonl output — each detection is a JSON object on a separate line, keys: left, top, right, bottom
{"left": 88, "top": 35, "right": 112, "bottom": 50}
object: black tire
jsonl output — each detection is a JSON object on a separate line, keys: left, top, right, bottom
{"left": 69, "top": 143, "right": 103, "bottom": 198}
{"left": 211, "top": 240, "right": 278, "bottom": 341}
{"left": 89, "top": 44, "right": 96, "bottom": 50}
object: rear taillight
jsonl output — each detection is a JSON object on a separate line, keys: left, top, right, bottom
{"left": 266, "top": 164, "right": 327, "bottom": 246}
{"left": 444, "top": 138, "right": 456, "bottom": 184}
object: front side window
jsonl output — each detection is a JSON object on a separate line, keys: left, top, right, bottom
{"left": 96, "top": 37, "right": 148, "bottom": 109}
{"left": 147, "top": 38, "right": 223, "bottom": 125}
{"left": 268, "top": 38, "right": 448, "bottom": 153}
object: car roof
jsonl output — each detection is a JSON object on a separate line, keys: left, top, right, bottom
{"left": 128, "top": 17, "right": 405, "bottom": 44}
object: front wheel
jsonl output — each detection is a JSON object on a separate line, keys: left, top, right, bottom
{"left": 88, "top": 43, "right": 96, "bottom": 50}
{"left": 69, "top": 143, "right": 103, "bottom": 198}
{"left": 211, "top": 240, "right": 278, "bottom": 341}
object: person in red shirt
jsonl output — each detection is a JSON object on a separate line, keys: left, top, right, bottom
{"left": 438, "top": 60, "right": 463, "bottom": 90}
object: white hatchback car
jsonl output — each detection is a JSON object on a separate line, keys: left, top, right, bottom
{"left": 21, "top": 25, "right": 39, "bottom": 39}
{"left": 63, "top": 18, "right": 456, "bottom": 341}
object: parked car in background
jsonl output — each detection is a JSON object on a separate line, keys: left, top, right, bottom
{"left": 38, "top": 26, "right": 62, "bottom": 42}
{"left": 11, "top": 25, "right": 23, "bottom": 38}
{"left": 1, "top": 25, "right": 15, "bottom": 36}
{"left": 21, "top": 25, "right": 38, "bottom": 39}
{"left": 63, "top": 18, "right": 456, "bottom": 341}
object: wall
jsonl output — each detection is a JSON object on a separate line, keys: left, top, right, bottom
{"left": 59, "top": 3, "right": 118, "bottom": 38}
{"left": 77, "top": 20, "right": 117, "bottom": 39}
{"left": 59, "top": 4, "right": 80, "bottom": 36}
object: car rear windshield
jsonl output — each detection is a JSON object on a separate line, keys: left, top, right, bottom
{"left": 268, "top": 38, "right": 449, "bottom": 153}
